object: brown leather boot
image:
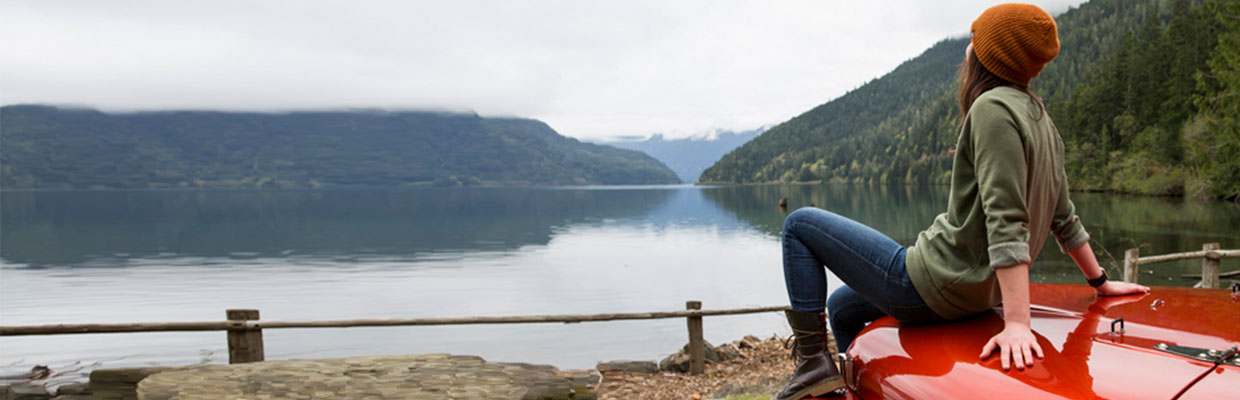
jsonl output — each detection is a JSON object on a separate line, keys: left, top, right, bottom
{"left": 771, "top": 310, "right": 844, "bottom": 400}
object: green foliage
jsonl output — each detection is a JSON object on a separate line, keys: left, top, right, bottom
{"left": 1106, "top": 151, "right": 1185, "bottom": 196}
{"left": 1187, "top": 0, "right": 1240, "bottom": 200}
{"left": 701, "top": 0, "right": 1240, "bottom": 201}
{"left": 0, "top": 107, "right": 680, "bottom": 189}
{"left": 1061, "top": 0, "right": 1239, "bottom": 199}
{"left": 700, "top": 36, "right": 965, "bottom": 185}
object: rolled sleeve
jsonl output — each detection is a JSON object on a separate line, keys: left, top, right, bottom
{"left": 1055, "top": 220, "right": 1090, "bottom": 253}
{"left": 1051, "top": 199, "right": 1090, "bottom": 253}
{"left": 988, "top": 241, "right": 1031, "bottom": 268}
{"left": 971, "top": 100, "right": 1031, "bottom": 269}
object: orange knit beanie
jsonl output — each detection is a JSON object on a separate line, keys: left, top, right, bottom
{"left": 970, "top": 3, "right": 1059, "bottom": 87}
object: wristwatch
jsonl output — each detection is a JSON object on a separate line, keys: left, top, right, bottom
{"left": 1088, "top": 270, "right": 1109, "bottom": 288}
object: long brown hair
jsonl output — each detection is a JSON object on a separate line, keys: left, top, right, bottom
{"left": 957, "top": 46, "right": 1044, "bottom": 126}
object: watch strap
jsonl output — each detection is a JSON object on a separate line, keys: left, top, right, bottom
{"left": 1088, "top": 269, "right": 1109, "bottom": 288}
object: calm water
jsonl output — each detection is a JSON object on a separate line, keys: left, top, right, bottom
{"left": 1, "top": 185, "right": 1237, "bottom": 380}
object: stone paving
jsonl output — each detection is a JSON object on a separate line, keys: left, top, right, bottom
{"left": 124, "top": 354, "right": 596, "bottom": 400}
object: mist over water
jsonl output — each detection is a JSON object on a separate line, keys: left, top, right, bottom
{"left": 2, "top": 185, "right": 1236, "bottom": 380}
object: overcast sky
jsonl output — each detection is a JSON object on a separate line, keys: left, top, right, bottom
{"left": 1, "top": 1, "right": 1088, "bottom": 141}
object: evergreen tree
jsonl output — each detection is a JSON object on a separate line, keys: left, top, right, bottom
{"left": 1188, "top": 0, "right": 1240, "bottom": 200}
{"left": 699, "top": 0, "right": 1237, "bottom": 201}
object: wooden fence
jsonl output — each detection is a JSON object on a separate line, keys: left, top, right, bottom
{"left": 0, "top": 301, "right": 790, "bottom": 375}
{"left": 3, "top": 243, "right": 1234, "bottom": 376}
{"left": 1123, "top": 242, "right": 1240, "bottom": 288}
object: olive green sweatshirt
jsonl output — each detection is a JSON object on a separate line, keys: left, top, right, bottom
{"left": 906, "top": 87, "right": 1090, "bottom": 320}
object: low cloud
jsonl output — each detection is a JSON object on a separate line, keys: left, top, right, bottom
{"left": 0, "top": 0, "right": 1087, "bottom": 140}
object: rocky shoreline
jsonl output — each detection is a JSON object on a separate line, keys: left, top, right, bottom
{"left": 2, "top": 334, "right": 825, "bottom": 400}
{"left": 595, "top": 334, "right": 825, "bottom": 400}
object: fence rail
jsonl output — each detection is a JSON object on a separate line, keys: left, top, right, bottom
{"left": 5, "top": 243, "right": 1233, "bottom": 374}
{"left": 0, "top": 302, "right": 790, "bottom": 374}
{"left": 1123, "top": 242, "right": 1239, "bottom": 288}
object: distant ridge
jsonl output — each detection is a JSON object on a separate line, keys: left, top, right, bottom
{"left": 699, "top": 0, "right": 1238, "bottom": 199}
{"left": 0, "top": 105, "right": 681, "bottom": 189}
{"left": 600, "top": 128, "right": 764, "bottom": 183}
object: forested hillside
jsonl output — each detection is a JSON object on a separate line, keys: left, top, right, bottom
{"left": 700, "top": 0, "right": 1239, "bottom": 201}
{"left": 1061, "top": 0, "right": 1239, "bottom": 199}
{"left": 0, "top": 106, "right": 680, "bottom": 189}
{"left": 699, "top": 36, "right": 965, "bottom": 185}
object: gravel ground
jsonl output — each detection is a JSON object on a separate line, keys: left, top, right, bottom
{"left": 594, "top": 334, "right": 840, "bottom": 400}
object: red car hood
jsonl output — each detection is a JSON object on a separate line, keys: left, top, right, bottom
{"left": 843, "top": 283, "right": 1240, "bottom": 399}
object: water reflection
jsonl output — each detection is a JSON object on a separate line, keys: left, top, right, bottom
{"left": 702, "top": 184, "right": 1240, "bottom": 284}
{"left": 0, "top": 187, "right": 792, "bottom": 375}
{"left": 699, "top": 184, "right": 947, "bottom": 243}
{"left": 0, "top": 188, "right": 677, "bottom": 267}
{"left": 0, "top": 185, "right": 1235, "bottom": 377}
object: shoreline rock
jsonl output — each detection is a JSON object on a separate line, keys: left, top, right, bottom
{"left": 2, "top": 382, "right": 51, "bottom": 400}
{"left": 87, "top": 354, "right": 600, "bottom": 400}
{"left": 27, "top": 332, "right": 808, "bottom": 399}
{"left": 595, "top": 361, "right": 658, "bottom": 374}
{"left": 595, "top": 333, "right": 837, "bottom": 399}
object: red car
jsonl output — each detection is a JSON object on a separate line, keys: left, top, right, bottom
{"left": 831, "top": 283, "right": 1239, "bottom": 399}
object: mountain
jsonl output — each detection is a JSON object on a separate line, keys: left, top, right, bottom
{"left": 699, "top": 0, "right": 1238, "bottom": 199}
{"left": 699, "top": 35, "right": 965, "bottom": 185}
{"left": 600, "top": 128, "right": 764, "bottom": 183}
{"left": 1059, "top": 0, "right": 1238, "bottom": 199}
{"left": 0, "top": 105, "right": 681, "bottom": 189}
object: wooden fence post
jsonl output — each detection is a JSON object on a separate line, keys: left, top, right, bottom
{"left": 686, "top": 301, "right": 705, "bottom": 375}
{"left": 227, "top": 309, "right": 264, "bottom": 364}
{"left": 1202, "top": 243, "right": 1221, "bottom": 289}
{"left": 1123, "top": 248, "right": 1140, "bottom": 284}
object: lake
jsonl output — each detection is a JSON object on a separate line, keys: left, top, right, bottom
{"left": 2, "top": 185, "right": 1237, "bottom": 380}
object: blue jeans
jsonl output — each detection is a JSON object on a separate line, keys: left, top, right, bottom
{"left": 782, "top": 207, "right": 941, "bottom": 352}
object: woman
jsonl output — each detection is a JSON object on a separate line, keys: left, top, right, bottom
{"left": 772, "top": 4, "right": 1151, "bottom": 400}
